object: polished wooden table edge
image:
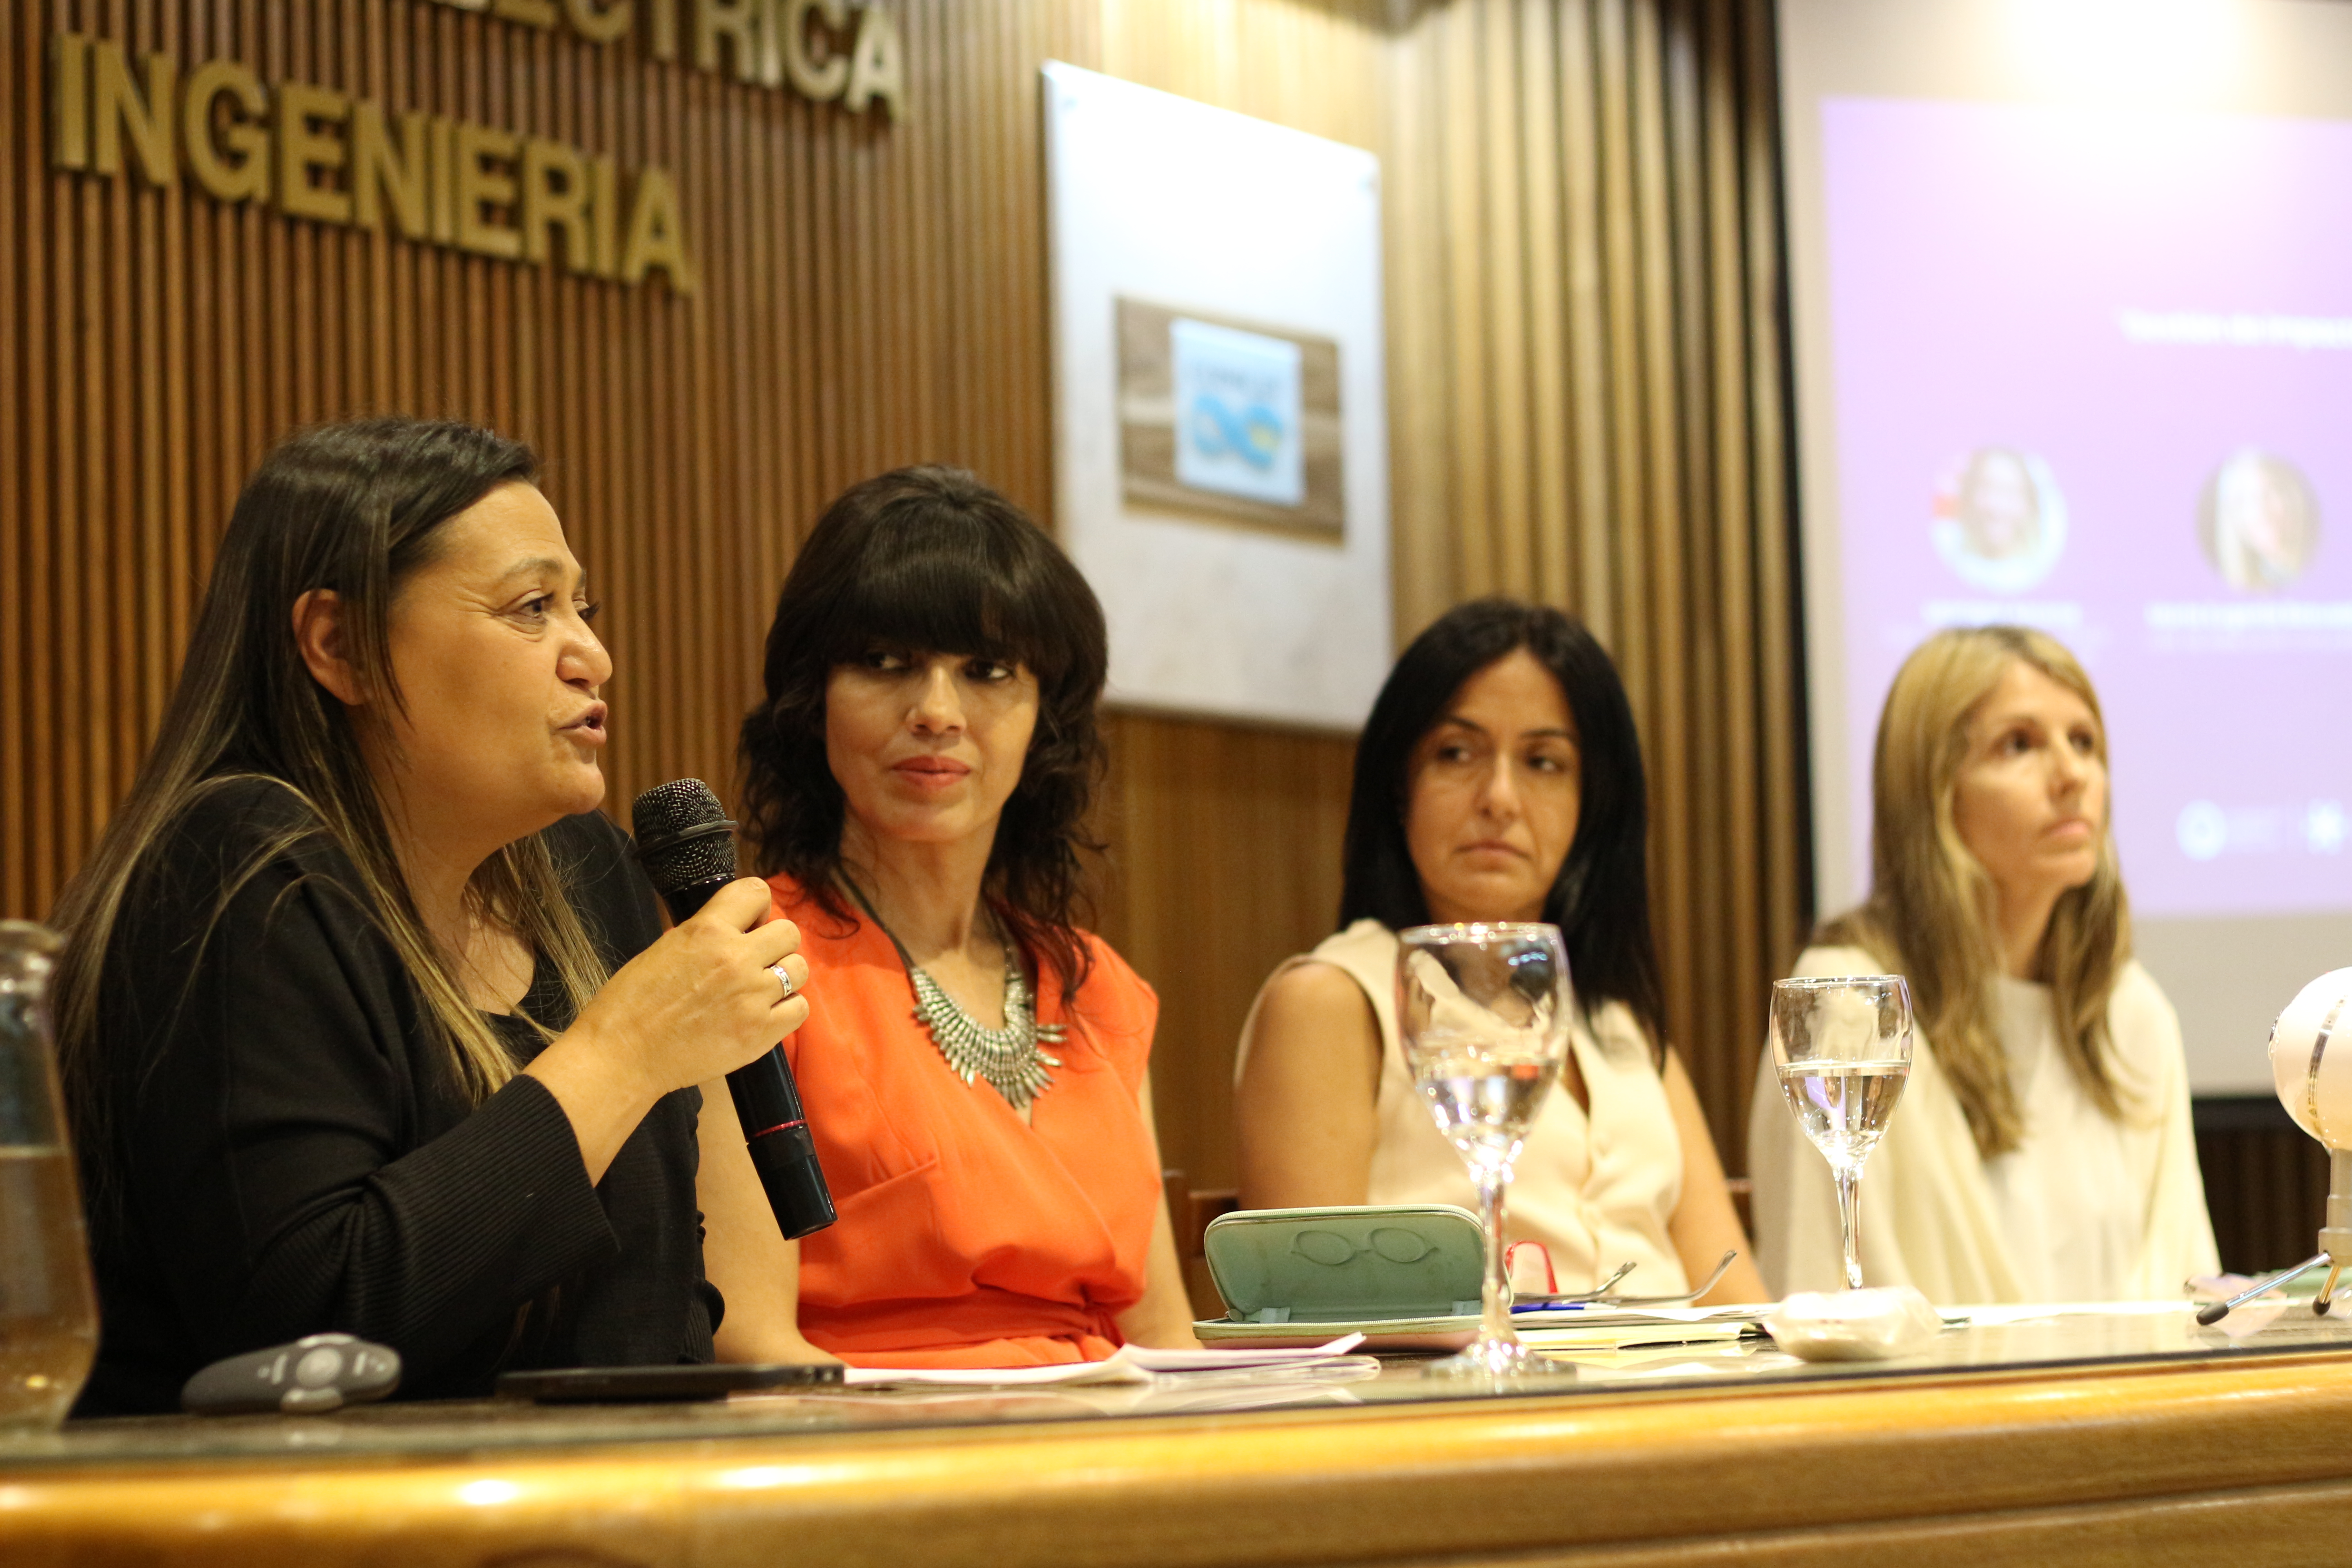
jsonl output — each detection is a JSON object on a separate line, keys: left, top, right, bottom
{"left": 15, "top": 1337, "right": 2347, "bottom": 1470}
{"left": 7, "top": 1349, "right": 2352, "bottom": 1566}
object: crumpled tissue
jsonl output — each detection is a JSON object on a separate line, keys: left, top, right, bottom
{"left": 1762, "top": 1286, "right": 1943, "bottom": 1362}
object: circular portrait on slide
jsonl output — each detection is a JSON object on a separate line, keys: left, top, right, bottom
{"left": 1930, "top": 446, "right": 2068, "bottom": 594}
{"left": 2199, "top": 448, "right": 2320, "bottom": 593}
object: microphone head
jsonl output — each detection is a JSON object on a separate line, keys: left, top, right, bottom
{"left": 2269, "top": 967, "right": 2352, "bottom": 1149}
{"left": 630, "top": 779, "right": 740, "bottom": 897}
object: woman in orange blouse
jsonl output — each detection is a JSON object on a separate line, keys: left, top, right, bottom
{"left": 706, "top": 466, "right": 1198, "bottom": 1367}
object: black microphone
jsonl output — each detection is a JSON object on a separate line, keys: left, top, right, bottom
{"left": 631, "top": 779, "right": 835, "bottom": 1240}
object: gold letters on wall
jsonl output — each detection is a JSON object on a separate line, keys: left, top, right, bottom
{"left": 45, "top": 0, "right": 907, "bottom": 293}
{"left": 426, "top": 0, "right": 906, "bottom": 112}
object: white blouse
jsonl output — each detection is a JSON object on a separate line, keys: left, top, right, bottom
{"left": 1237, "top": 919, "right": 1690, "bottom": 1296}
{"left": 1746, "top": 945, "right": 2219, "bottom": 1303}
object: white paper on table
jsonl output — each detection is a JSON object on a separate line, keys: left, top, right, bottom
{"left": 1950, "top": 1301, "right": 2196, "bottom": 1328}
{"left": 840, "top": 1333, "right": 1370, "bottom": 1388}
{"left": 1512, "top": 1305, "right": 1765, "bottom": 1327}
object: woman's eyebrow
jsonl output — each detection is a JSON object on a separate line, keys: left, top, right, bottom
{"left": 492, "top": 556, "right": 577, "bottom": 588}
{"left": 1980, "top": 710, "right": 2054, "bottom": 737}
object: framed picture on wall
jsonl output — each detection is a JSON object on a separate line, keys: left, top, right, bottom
{"left": 1115, "top": 298, "right": 1345, "bottom": 542}
{"left": 1045, "top": 62, "right": 1390, "bottom": 732}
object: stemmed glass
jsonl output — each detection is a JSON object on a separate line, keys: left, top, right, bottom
{"left": 1768, "top": 976, "right": 1914, "bottom": 1292}
{"left": 1396, "top": 922, "right": 1573, "bottom": 1378}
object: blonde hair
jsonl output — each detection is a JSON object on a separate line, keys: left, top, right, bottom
{"left": 1822, "top": 626, "right": 2130, "bottom": 1157}
{"left": 51, "top": 420, "right": 612, "bottom": 1178}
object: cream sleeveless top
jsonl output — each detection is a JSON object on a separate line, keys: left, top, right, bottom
{"left": 1237, "top": 919, "right": 1690, "bottom": 1296}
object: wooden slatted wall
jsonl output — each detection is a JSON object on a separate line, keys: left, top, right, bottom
{"left": 0, "top": 0, "right": 1804, "bottom": 1195}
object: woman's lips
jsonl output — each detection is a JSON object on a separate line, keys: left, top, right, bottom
{"left": 1457, "top": 839, "right": 1526, "bottom": 860}
{"left": 893, "top": 757, "right": 970, "bottom": 791}
{"left": 561, "top": 704, "right": 608, "bottom": 745}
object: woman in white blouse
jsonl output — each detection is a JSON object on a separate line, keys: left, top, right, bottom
{"left": 1749, "top": 626, "right": 2217, "bottom": 1302}
{"left": 1236, "top": 599, "right": 1765, "bottom": 1307}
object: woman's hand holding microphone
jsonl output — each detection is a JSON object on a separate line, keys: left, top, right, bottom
{"left": 528, "top": 879, "right": 808, "bottom": 1183}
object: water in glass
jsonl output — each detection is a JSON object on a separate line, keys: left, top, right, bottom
{"left": 1418, "top": 1057, "right": 1553, "bottom": 1171}
{"left": 1396, "top": 923, "right": 1573, "bottom": 1380}
{"left": 0, "top": 923, "right": 99, "bottom": 1429}
{"left": 1767, "top": 975, "right": 1914, "bottom": 1293}
{"left": 1776, "top": 1058, "right": 1908, "bottom": 1170}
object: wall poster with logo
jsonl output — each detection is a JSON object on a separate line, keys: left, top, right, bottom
{"left": 1045, "top": 62, "right": 1389, "bottom": 731}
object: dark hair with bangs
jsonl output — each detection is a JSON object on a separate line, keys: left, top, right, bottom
{"left": 1340, "top": 597, "right": 1667, "bottom": 1060}
{"left": 738, "top": 466, "right": 1108, "bottom": 999}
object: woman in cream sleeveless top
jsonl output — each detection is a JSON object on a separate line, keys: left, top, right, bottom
{"left": 1238, "top": 919, "right": 1689, "bottom": 1293}
{"left": 1236, "top": 600, "right": 1766, "bottom": 1305}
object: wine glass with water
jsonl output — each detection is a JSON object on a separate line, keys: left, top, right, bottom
{"left": 1396, "top": 922, "right": 1572, "bottom": 1378}
{"left": 1768, "top": 975, "right": 1914, "bottom": 1292}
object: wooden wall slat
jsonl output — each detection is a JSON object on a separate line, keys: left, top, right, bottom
{"left": 1437, "top": 4, "right": 1493, "bottom": 597}
{"left": 1515, "top": 0, "right": 1572, "bottom": 611}
{"left": 1629, "top": 0, "right": 1698, "bottom": 1083}
{"left": 1554, "top": 0, "right": 1610, "bottom": 639}
{"left": 1741, "top": 0, "right": 1805, "bottom": 982}
{"left": 1694, "top": 0, "right": 1759, "bottom": 1126}
{"left": 2, "top": 0, "right": 1807, "bottom": 1196}
{"left": 1476, "top": 0, "right": 1531, "bottom": 594}
{"left": 1, "top": 8, "right": 26, "bottom": 922}
{"left": 1379, "top": 4, "right": 1455, "bottom": 639}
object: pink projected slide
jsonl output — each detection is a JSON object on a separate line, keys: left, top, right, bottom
{"left": 1823, "top": 97, "right": 2352, "bottom": 917}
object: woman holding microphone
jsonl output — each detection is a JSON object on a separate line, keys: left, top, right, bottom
{"left": 1748, "top": 626, "right": 2216, "bottom": 1301}
{"left": 52, "top": 417, "right": 816, "bottom": 1413}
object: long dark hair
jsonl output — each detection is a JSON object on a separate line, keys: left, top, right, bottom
{"left": 1339, "top": 597, "right": 1667, "bottom": 1055}
{"left": 51, "top": 417, "right": 614, "bottom": 1164}
{"left": 737, "top": 466, "right": 1107, "bottom": 999}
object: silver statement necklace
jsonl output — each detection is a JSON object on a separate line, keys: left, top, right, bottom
{"left": 844, "top": 878, "right": 1064, "bottom": 1111}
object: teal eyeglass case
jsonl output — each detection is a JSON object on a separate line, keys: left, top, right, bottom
{"left": 1193, "top": 1205, "right": 1486, "bottom": 1348}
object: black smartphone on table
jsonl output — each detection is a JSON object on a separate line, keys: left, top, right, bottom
{"left": 496, "top": 1363, "right": 845, "bottom": 1403}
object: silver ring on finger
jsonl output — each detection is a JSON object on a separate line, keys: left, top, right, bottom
{"left": 770, "top": 962, "right": 796, "bottom": 1002}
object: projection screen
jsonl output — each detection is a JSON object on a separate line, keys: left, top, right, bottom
{"left": 1780, "top": 0, "right": 2352, "bottom": 1092}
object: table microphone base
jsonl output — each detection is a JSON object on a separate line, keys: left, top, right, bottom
{"left": 2197, "top": 1149, "right": 2352, "bottom": 1325}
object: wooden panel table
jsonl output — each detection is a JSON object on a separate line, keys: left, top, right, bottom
{"left": 8, "top": 1309, "right": 2352, "bottom": 1567}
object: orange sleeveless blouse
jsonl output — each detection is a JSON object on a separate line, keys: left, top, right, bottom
{"left": 768, "top": 876, "right": 1161, "bottom": 1367}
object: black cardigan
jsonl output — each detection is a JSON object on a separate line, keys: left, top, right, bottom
{"left": 75, "top": 777, "right": 718, "bottom": 1416}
